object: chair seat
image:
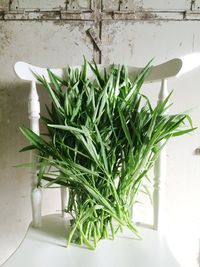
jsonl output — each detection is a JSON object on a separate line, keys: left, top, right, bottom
{"left": 2, "top": 214, "right": 180, "bottom": 267}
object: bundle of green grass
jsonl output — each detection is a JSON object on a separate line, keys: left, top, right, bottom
{"left": 20, "top": 60, "right": 195, "bottom": 250}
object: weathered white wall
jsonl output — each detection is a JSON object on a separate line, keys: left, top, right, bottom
{"left": 0, "top": 1, "right": 200, "bottom": 267}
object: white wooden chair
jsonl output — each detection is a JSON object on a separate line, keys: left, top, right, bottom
{"left": 3, "top": 54, "right": 200, "bottom": 267}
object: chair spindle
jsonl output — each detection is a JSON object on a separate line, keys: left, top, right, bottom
{"left": 28, "top": 81, "right": 42, "bottom": 228}
{"left": 153, "top": 79, "right": 168, "bottom": 232}
{"left": 61, "top": 187, "right": 67, "bottom": 218}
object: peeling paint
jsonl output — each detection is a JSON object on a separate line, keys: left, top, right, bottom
{"left": 184, "top": 10, "right": 200, "bottom": 19}
{"left": 39, "top": 11, "right": 61, "bottom": 20}
{"left": 102, "top": 0, "right": 191, "bottom": 12}
{"left": 0, "top": 24, "right": 12, "bottom": 50}
{"left": 9, "top": 0, "right": 66, "bottom": 11}
{"left": 191, "top": 0, "right": 200, "bottom": 10}
{"left": 1, "top": 9, "right": 200, "bottom": 22}
{"left": 66, "top": 0, "right": 92, "bottom": 11}
{"left": 87, "top": 27, "right": 103, "bottom": 51}
{"left": 0, "top": 0, "right": 9, "bottom": 11}
{"left": 61, "top": 11, "right": 94, "bottom": 20}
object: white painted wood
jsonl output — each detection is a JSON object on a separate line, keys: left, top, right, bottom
{"left": 14, "top": 61, "right": 66, "bottom": 83}
{"left": 128, "top": 58, "right": 182, "bottom": 83}
{"left": 60, "top": 186, "right": 67, "bottom": 219}
{"left": 2, "top": 214, "right": 180, "bottom": 267}
{"left": 15, "top": 55, "right": 200, "bottom": 85}
{"left": 28, "top": 81, "right": 40, "bottom": 135}
{"left": 176, "top": 53, "right": 200, "bottom": 77}
{"left": 31, "top": 188, "right": 42, "bottom": 228}
{"left": 153, "top": 79, "right": 168, "bottom": 232}
{"left": 28, "top": 81, "right": 42, "bottom": 228}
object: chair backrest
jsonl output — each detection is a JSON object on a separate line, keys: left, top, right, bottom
{"left": 14, "top": 54, "right": 200, "bottom": 231}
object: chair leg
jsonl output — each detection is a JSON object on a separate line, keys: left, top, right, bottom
{"left": 61, "top": 186, "right": 67, "bottom": 219}
{"left": 31, "top": 187, "right": 42, "bottom": 227}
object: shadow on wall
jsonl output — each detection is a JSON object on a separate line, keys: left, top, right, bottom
{"left": 0, "top": 81, "right": 50, "bottom": 170}
{"left": 0, "top": 82, "right": 29, "bottom": 169}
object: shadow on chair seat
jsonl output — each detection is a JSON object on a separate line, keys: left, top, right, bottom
{"left": 2, "top": 214, "right": 180, "bottom": 267}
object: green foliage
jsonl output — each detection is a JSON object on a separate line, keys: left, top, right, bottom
{"left": 20, "top": 60, "right": 195, "bottom": 249}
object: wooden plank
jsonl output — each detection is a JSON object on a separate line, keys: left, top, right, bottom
{"left": 102, "top": 11, "right": 184, "bottom": 21}
{"left": 66, "top": 0, "right": 92, "bottom": 11}
{"left": 102, "top": 0, "right": 191, "bottom": 11}
{"left": 10, "top": 0, "right": 66, "bottom": 11}
{"left": 185, "top": 10, "right": 200, "bottom": 19}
